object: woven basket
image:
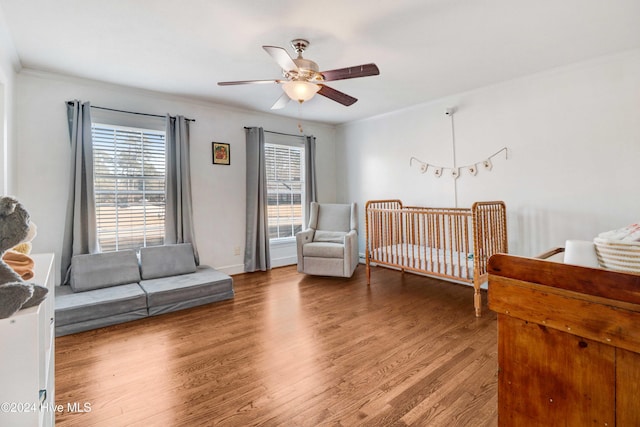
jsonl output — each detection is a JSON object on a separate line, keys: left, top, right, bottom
{"left": 594, "top": 237, "right": 640, "bottom": 274}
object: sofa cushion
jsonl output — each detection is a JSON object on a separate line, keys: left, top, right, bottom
{"left": 55, "top": 310, "right": 149, "bottom": 337}
{"left": 139, "top": 266, "right": 234, "bottom": 315}
{"left": 302, "top": 242, "right": 345, "bottom": 258}
{"left": 55, "top": 283, "right": 147, "bottom": 326}
{"left": 70, "top": 250, "right": 141, "bottom": 292}
{"left": 139, "top": 243, "right": 197, "bottom": 280}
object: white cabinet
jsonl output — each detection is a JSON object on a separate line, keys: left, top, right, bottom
{"left": 0, "top": 253, "right": 55, "bottom": 427}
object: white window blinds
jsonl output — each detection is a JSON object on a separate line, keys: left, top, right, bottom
{"left": 92, "top": 123, "right": 166, "bottom": 252}
{"left": 265, "top": 142, "right": 305, "bottom": 240}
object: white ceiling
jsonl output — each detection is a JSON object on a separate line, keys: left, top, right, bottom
{"left": 1, "top": 0, "right": 639, "bottom": 125}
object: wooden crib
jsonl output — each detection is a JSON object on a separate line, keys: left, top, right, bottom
{"left": 365, "top": 200, "right": 508, "bottom": 316}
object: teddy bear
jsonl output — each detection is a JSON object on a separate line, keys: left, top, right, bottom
{"left": 0, "top": 196, "right": 48, "bottom": 319}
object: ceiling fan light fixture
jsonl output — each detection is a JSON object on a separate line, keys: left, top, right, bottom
{"left": 218, "top": 39, "right": 379, "bottom": 108}
{"left": 282, "top": 80, "right": 320, "bottom": 103}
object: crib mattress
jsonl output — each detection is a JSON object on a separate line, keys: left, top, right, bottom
{"left": 370, "top": 244, "right": 474, "bottom": 280}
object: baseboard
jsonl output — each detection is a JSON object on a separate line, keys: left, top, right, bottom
{"left": 215, "top": 263, "right": 245, "bottom": 276}
{"left": 220, "top": 256, "right": 367, "bottom": 275}
{"left": 215, "top": 256, "right": 297, "bottom": 276}
{"left": 270, "top": 255, "right": 297, "bottom": 269}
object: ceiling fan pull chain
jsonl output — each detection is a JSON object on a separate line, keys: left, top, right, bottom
{"left": 297, "top": 102, "right": 304, "bottom": 133}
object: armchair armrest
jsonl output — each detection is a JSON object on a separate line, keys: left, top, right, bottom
{"left": 344, "top": 229, "right": 358, "bottom": 246}
{"left": 295, "top": 229, "right": 315, "bottom": 273}
{"left": 296, "top": 229, "right": 315, "bottom": 245}
{"left": 344, "top": 230, "right": 359, "bottom": 276}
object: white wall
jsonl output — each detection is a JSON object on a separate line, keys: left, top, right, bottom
{"left": 337, "top": 49, "right": 640, "bottom": 257}
{"left": 0, "top": 6, "right": 19, "bottom": 195}
{"left": 14, "top": 70, "right": 337, "bottom": 282}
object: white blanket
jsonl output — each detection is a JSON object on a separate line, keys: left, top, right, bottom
{"left": 599, "top": 223, "right": 640, "bottom": 241}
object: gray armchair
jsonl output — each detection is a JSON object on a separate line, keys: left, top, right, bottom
{"left": 296, "top": 202, "right": 359, "bottom": 278}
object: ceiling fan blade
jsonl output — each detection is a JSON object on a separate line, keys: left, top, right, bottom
{"left": 270, "top": 92, "right": 290, "bottom": 110}
{"left": 317, "top": 84, "right": 357, "bottom": 106}
{"left": 263, "top": 46, "right": 299, "bottom": 72}
{"left": 218, "top": 79, "right": 281, "bottom": 86}
{"left": 321, "top": 63, "right": 380, "bottom": 82}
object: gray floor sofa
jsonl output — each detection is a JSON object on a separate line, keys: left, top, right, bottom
{"left": 55, "top": 243, "right": 234, "bottom": 336}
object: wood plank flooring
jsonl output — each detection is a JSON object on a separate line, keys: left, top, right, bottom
{"left": 55, "top": 265, "right": 498, "bottom": 426}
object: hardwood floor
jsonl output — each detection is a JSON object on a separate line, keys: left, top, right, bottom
{"left": 55, "top": 265, "right": 498, "bottom": 426}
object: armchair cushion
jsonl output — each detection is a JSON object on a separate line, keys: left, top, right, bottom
{"left": 315, "top": 204, "right": 352, "bottom": 231}
{"left": 303, "top": 242, "right": 345, "bottom": 258}
{"left": 313, "top": 230, "right": 346, "bottom": 243}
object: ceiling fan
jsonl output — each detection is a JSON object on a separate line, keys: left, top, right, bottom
{"left": 218, "top": 39, "right": 380, "bottom": 110}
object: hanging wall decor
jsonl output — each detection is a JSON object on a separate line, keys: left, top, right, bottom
{"left": 212, "top": 142, "right": 231, "bottom": 165}
{"left": 409, "top": 107, "right": 508, "bottom": 178}
{"left": 410, "top": 146, "right": 508, "bottom": 177}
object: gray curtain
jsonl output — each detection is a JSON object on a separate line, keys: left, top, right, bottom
{"left": 62, "top": 100, "right": 99, "bottom": 284}
{"left": 304, "top": 135, "right": 318, "bottom": 227}
{"left": 165, "top": 115, "right": 199, "bottom": 265}
{"left": 244, "top": 127, "right": 271, "bottom": 272}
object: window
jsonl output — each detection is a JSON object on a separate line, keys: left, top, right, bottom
{"left": 92, "top": 123, "right": 166, "bottom": 252}
{"left": 264, "top": 141, "right": 305, "bottom": 241}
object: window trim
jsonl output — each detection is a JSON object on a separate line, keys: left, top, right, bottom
{"left": 264, "top": 134, "right": 306, "bottom": 243}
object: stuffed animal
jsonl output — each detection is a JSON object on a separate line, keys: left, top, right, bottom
{"left": 0, "top": 197, "right": 48, "bottom": 319}
{"left": 12, "top": 221, "right": 37, "bottom": 255}
{"left": 2, "top": 221, "right": 37, "bottom": 279}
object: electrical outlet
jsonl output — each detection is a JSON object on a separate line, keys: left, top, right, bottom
{"left": 233, "top": 246, "right": 241, "bottom": 256}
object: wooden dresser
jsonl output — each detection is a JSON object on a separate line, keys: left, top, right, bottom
{"left": 488, "top": 251, "right": 640, "bottom": 426}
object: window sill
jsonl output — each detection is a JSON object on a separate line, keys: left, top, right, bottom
{"left": 270, "top": 237, "right": 296, "bottom": 247}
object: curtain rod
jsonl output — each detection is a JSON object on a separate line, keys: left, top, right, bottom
{"left": 244, "top": 127, "right": 304, "bottom": 138}
{"left": 65, "top": 101, "right": 195, "bottom": 122}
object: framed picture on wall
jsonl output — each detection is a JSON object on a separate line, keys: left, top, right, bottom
{"left": 212, "top": 142, "right": 230, "bottom": 165}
